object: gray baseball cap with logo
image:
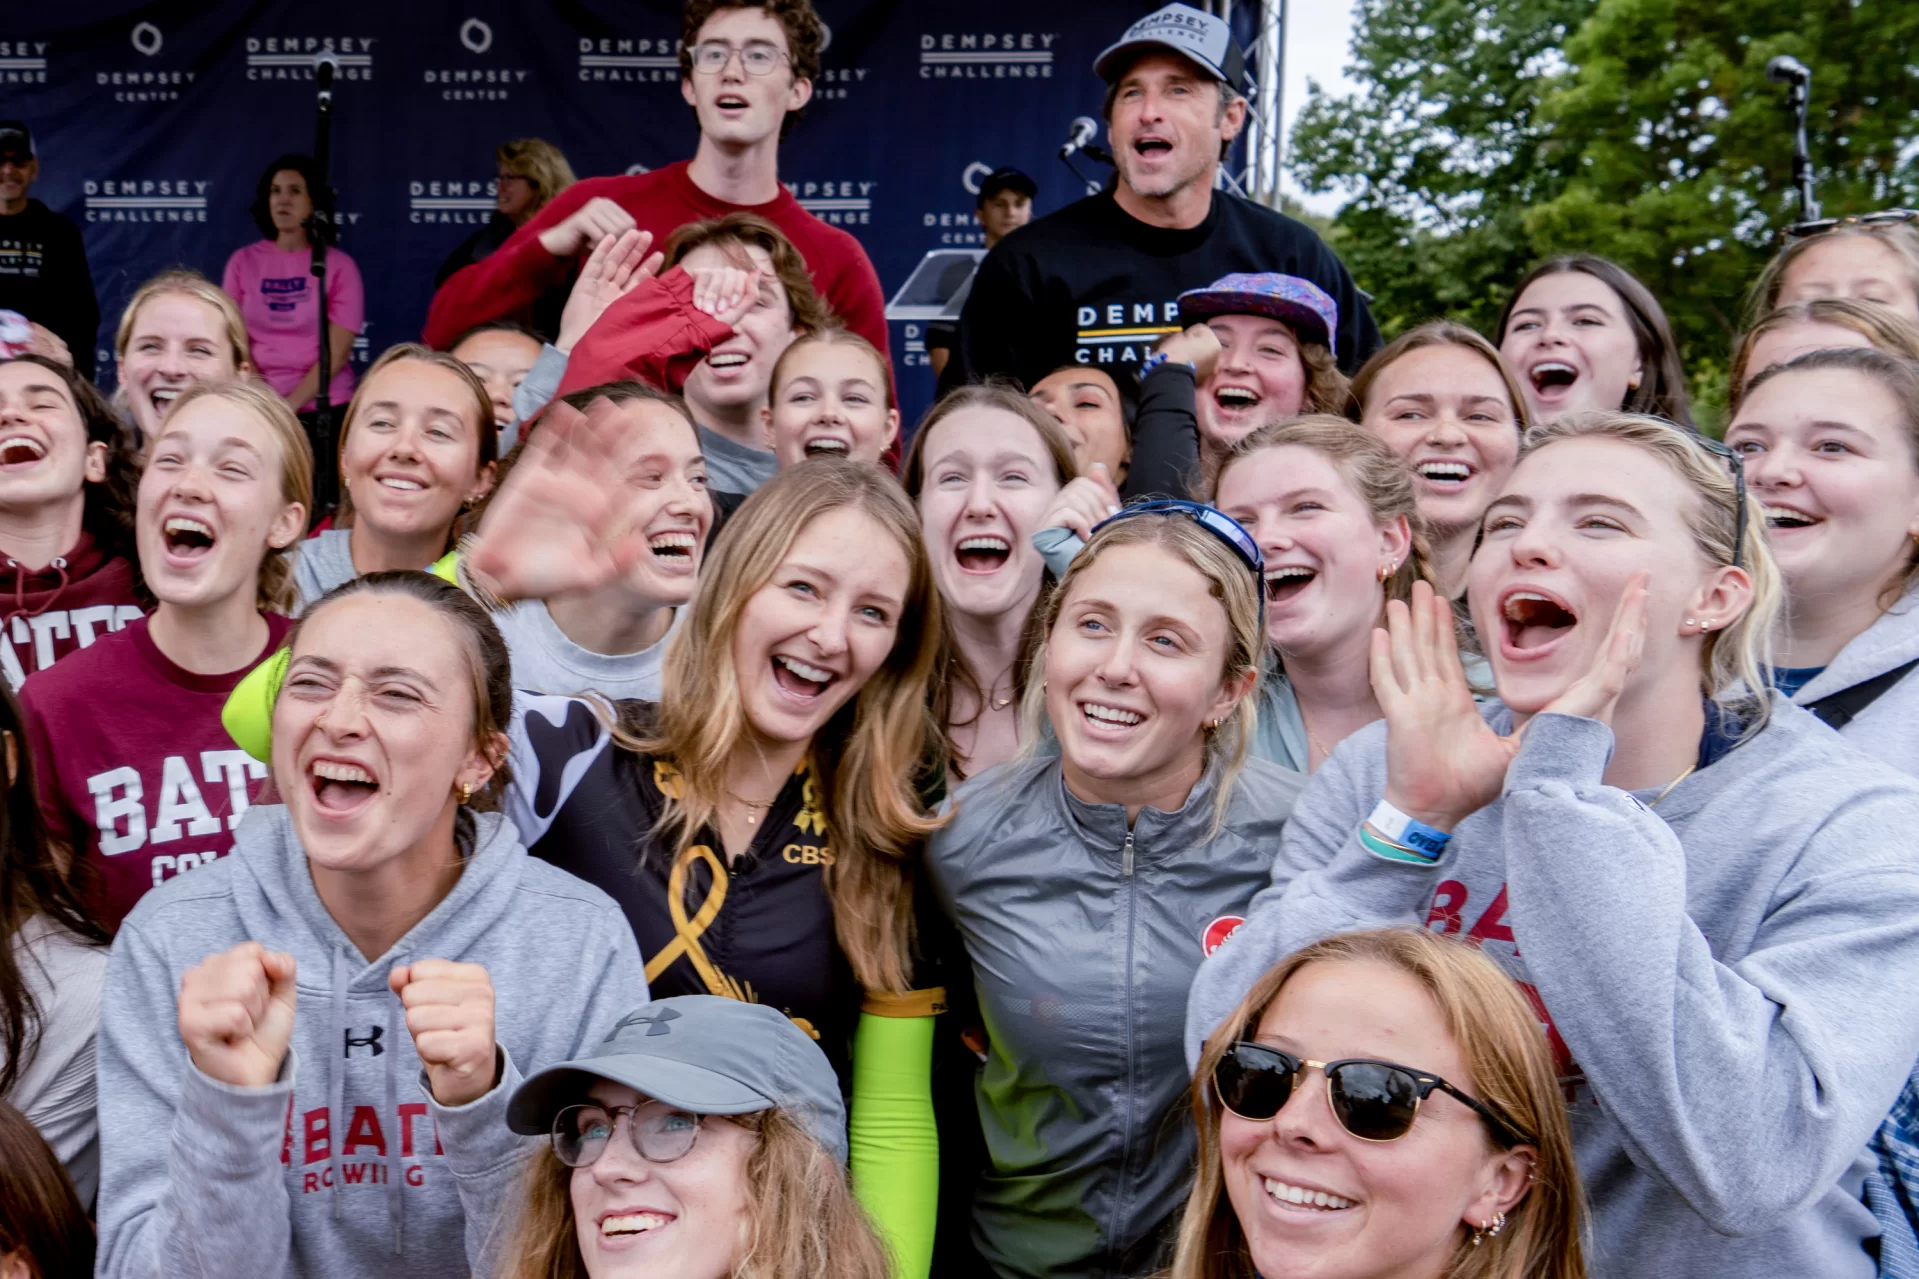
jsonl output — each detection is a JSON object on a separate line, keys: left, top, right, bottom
{"left": 1094, "top": 3, "right": 1253, "bottom": 97}
{"left": 506, "top": 995, "right": 849, "bottom": 1163}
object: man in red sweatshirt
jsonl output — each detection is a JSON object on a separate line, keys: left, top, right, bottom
{"left": 424, "top": 0, "right": 887, "bottom": 356}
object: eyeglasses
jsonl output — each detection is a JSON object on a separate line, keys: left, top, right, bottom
{"left": 1212, "top": 1041, "right": 1530, "bottom": 1146}
{"left": 1091, "top": 499, "right": 1264, "bottom": 584}
{"left": 1689, "top": 434, "right": 1747, "bottom": 570}
{"left": 551, "top": 1101, "right": 705, "bottom": 1167}
{"left": 1783, "top": 208, "right": 1918, "bottom": 243}
{"left": 690, "top": 41, "right": 790, "bottom": 76}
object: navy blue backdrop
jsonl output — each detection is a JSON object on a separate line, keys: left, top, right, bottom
{"left": 0, "top": 0, "right": 1249, "bottom": 428}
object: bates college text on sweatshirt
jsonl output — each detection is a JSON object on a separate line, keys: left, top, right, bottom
{"left": 95, "top": 806, "right": 648, "bottom": 1279}
{"left": 0, "top": 529, "right": 143, "bottom": 689}
{"left": 21, "top": 612, "right": 288, "bottom": 929}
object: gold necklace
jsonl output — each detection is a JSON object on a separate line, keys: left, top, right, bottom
{"left": 726, "top": 791, "right": 778, "bottom": 827}
{"left": 1649, "top": 763, "right": 1697, "bottom": 808}
{"left": 1301, "top": 713, "right": 1335, "bottom": 765}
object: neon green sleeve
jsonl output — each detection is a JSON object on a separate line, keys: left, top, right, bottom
{"left": 849, "top": 999, "right": 940, "bottom": 1279}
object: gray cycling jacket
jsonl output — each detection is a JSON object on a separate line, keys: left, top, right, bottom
{"left": 927, "top": 754, "right": 1303, "bottom": 1279}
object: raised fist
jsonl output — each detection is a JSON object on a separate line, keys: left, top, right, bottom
{"left": 178, "top": 942, "right": 298, "bottom": 1089}
{"left": 391, "top": 959, "right": 499, "bottom": 1108}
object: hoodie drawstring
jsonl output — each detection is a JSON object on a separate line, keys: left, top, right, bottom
{"left": 385, "top": 961, "right": 405, "bottom": 1254}
{"left": 328, "top": 946, "right": 349, "bottom": 1221}
{"left": 326, "top": 945, "right": 408, "bottom": 1254}
{"left": 3, "top": 555, "right": 68, "bottom": 623}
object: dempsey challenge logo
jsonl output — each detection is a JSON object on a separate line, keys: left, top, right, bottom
{"left": 82, "top": 177, "right": 209, "bottom": 224}
{"left": 919, "top": 29, "right": 1057, "bottom": 79}
{"left": 0, "top": 40, "right": 49, "bottom": 86}
{"left": 245, "top": 35, "right": 375, "bottom": 82}
{"left": 577, "top": 31, "right": 680, "bottom": 83}
{"left": 409, "top": 178, "right": 496, "bottom": 228}
{"left": 785, "top": 179, "right": 872, "bottom": 228}
{"left": 424, "top": 18, "right": 530, "bottom": 102}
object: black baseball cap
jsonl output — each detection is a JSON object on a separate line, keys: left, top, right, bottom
{"left": 0, "top": 123, "right": 33, "bottom": 164}
{"left": 978, "top": 167, "right": 1036, "bottom": 205}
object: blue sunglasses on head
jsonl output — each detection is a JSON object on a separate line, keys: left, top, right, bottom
{"left": 1091, "top": 499, "right": 1265, "bottom": 593}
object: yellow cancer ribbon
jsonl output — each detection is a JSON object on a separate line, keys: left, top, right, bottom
{"left": 645, "top": 843, "right": 755, "bottom": 1003}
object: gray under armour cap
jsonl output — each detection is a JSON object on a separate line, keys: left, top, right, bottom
{"left": 506, "top": 995, "right": 848, "bottom": 1163}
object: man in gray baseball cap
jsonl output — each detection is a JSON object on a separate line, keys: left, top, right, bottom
{"left": 1093, "top": 2, "right": 1252, "bottom": 95}
{"left": 942, "top": 3, "right": 1378, "bottom": 397}
{"left": 507, "top": 994, "right": 848, "bottom": 1162}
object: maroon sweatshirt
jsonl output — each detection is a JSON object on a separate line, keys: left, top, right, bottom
{"left": 0, "top": 530, "right": 143, "bottom": 690}
{"left": 21, "top": 612, "right": 291, "bottom": 930}
{"left": 423, "top": 159, "right": 887, "bottom": 354}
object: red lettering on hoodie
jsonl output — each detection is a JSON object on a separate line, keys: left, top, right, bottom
{"left": 344, "top": 1105, "right": 387, "bottom": 1156}
{"left": 1425, "top": 879, "right": 1582, "bottom": 1092}
{"left": 302, "top": 1108, "right": 330, "bottom": 1164}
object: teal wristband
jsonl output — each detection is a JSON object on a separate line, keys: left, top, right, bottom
{"left": 1360, "top": 799, "right": 1450, "bottom": 865}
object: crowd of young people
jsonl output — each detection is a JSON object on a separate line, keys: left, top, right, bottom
{"left": 2, "top": 2, "right": 1919, "bottom": 1278}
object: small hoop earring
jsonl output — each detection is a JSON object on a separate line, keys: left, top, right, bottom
{"left": 1377, "top": 562, "right": 1394, "bottom": 583}
{"left": 457, "top": 781, "right": 472, "bottom": 805}
{"left": 1629, "top": 372, "right": 1643, "bottom": 390}
{"left": 1207, "top": 718, "right": 1221, "bottom": 732}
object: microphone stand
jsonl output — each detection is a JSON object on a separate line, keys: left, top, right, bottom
{"left": 1786, "top": 74, "right": 1819, "bottom": 223}
{"left": 307, "top": 55, "right": 340, "bottom": 519}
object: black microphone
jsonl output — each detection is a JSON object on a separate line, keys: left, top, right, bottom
{"left": 1767, "top": 55, "right": 1810, "bottom": 85}
{"left": 315, "top": 51, "right": 339, "bottom": 100}
{"left": 1059, "top": 116, "right": 1099, "bottom": 160}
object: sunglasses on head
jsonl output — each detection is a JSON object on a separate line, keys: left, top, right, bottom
{"left": 1212, "top": 1041, "right": 1530, "bottom": 1147}
{"left": 1783, "top": 208, "right": 1918, "bottom": 244}
{"left": 1688, "top": 433, "right": 1747, "bottom": 571}
{"left": 1092, "top": 499, "right": 1264, "bottom": 583}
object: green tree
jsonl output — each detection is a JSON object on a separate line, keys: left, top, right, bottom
{"left": 1288, "top": 0, "right": 1595, "bottom": 337}
{"left": 1528, "top": 0, "right": 1919, "bottom": 355}
{"left": 1293, "top": 0, "right": 1919, "bottom": 421}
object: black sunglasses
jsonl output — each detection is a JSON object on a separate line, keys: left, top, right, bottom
{"left": 1783, "top": 208, "right": 1918, "bottom": 243}
{"left": 1213, "top": 1041, "right": 1530, "bottom": 1147}
{"left": 1689, "top": 434, "right": 1747, "bottom": 570}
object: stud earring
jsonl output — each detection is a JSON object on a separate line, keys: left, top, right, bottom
{"left": 1629, "top": 371, "right": 1643, "bottom": 391}
{"left": 1685, "top": 617, "right": 1697, "bottom": 627}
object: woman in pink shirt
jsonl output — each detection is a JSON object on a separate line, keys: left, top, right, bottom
{"left": 221, "top": 154, "right": 363, "bottom": 414}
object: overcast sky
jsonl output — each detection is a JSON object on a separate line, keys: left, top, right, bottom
{"left": 1273, "top": 0, "right": 1362, "bottom": 214}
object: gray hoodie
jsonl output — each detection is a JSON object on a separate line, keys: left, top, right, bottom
{"left": 929, "top": 753, "right": 1303, "bottom": 1278}
{"left": 97, "top": 805, "right": 647, "bottom": 1279}
{"left": 1186, "top": 698, "right": 1919, "bottom": 1279}
{"left": 289, "top": 528, "right": 359, "bottom": 615}
{"left": 1794, "top": 584, "right": 1919, "bottom": 775}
